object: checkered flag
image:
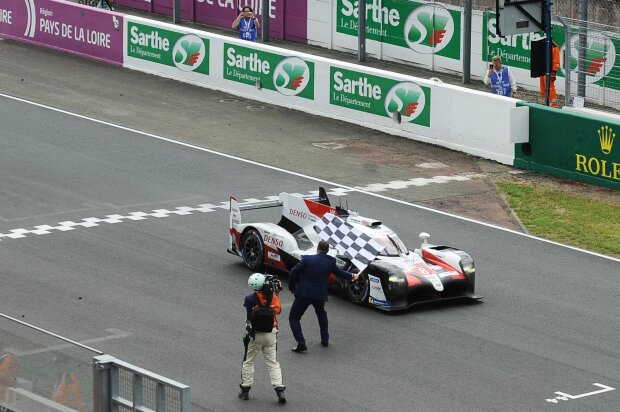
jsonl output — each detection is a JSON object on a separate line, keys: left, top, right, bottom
{"left": 313, "top": 213, "right": 384, "bottom": 272}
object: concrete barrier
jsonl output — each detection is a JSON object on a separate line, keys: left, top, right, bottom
{"left": 0, "top": 0, "right": 124, "bottom": 65}
{"left": 123, "top": 15, "right": 526, "bottom": 165}
{"left": 4, "top": 1, "right": 618, "bottom": 189}
{"left": 515, "top": 102, "right": 619, "bottom": 189}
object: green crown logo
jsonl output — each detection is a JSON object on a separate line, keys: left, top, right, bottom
{"left": 598, "top": 125, "right": 615, "bottom": 155}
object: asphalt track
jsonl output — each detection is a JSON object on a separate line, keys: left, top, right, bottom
{"left": 1, "top": 41, "right": 619, "bottom": 411}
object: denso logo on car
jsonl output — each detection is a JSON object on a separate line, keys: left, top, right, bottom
{"left": 289, "top": 209, "right": 308, "bottom": 219}
{"left": 264, "top": 234, "right": 283, "bottom": 247}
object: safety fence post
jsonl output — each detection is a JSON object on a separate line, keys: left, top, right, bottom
{"left": 261, "top": 0, "right": 270, "bottom": 42}
{"left": 173, "top": 0, "right": 180, "bottom": 24}
{"left": 93, "top": 355, "right": 114, "bottom": 412}
{"left": 358, "top": 0, "right": 366, "bottom": 62}
{"left": 92, "top": 355, "right": 190, "bottom": 412}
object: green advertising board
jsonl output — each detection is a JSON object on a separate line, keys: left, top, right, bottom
{"left": 564, "top": 31, "right": 620, "bottom": 91}
{"left": 336, "top": 0, "right": 461, "bottom": 60}
{"left": 223, "top": 43, "right": 315, "bottom": 99}
{"left": 515, "top": 102, "right": 619, "bottom": 189}
{"left": 483, "top": 12, "right": 620, "bottom": 90}
{"left": 482, "top": 11, "right": 564, "bottom": 72}
{"left": 127, "top": 22, "right": 210, "bottom": 75}
{"left": 329, "top": 66, "right": 431, "bottom": 127}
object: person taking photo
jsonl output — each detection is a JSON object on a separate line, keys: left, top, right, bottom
{"left": 232, "top": 6, "right": 260, "bottom": 42}
{"left": 484, "top": 55, "right": 517, "bottom": 97}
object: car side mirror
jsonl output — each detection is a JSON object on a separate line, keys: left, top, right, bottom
{"left": 419, "top": 232, "right": 431, "bottom": 246}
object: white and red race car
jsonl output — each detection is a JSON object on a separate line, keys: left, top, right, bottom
{"left": 227, "top": 188, "right": 481, "bottom": 311}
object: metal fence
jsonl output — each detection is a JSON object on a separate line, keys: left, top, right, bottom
{"left": 558, "top": 17, "right": 620, "bottom": 111}
{"left": 0, "top": 313, "right": 101, "bottom": 412}
{"left": 555, "top": 0, "right": 620, "bottom": 25}
{"left": 1, "top": 314, "right": 190, "bottom": 412}
{"left": 93, "top": 355, "right": 190, "bottom": 412}
{"left": 447, "top": 0, "right": 620, "bottom": 26}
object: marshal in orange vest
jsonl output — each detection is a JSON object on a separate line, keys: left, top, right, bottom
{"left": 0, "top": 353, "right": 17, "bottom": 401}
{"left": 51, "top": 371, "right": 85, "bottom": 412}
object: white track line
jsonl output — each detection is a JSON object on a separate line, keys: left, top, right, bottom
{"left": 0, "top": 189, "right": 350, "bottom": 240}
{"left": 4, "top": 329, "right": 131, "bottom": 356}
{"left": 0, "top": 313, "right": 103, "bottom": 355}
{"left": 1, "top": 92, "right": 618, "bottom": 263}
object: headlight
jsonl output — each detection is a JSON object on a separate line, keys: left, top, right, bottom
{"left": 460, "top": 258, "right": 475, "bottom": 281}
{"left": 388, "top": 274, "right": 407, "bottom": 294}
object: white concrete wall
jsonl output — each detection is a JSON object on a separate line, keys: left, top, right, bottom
{"left": 124, "top": 15, "right": 525, "bottom": 165}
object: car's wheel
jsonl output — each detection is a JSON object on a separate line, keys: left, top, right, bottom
{"left": 345, "top": 272, "right": 369, "bottom": 304}
{"left": 241, "top": 229, "right": 264, "bottom": 271}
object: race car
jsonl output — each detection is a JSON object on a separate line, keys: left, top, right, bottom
{"left": 227, "top": 188, "right": 481, "bottom": 311}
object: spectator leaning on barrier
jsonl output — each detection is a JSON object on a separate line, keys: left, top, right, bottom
{"left": 239, "top": 273, "right": 286, "bottom": 403}
{"left": 232, "top": 6, "right": 260, "bottom": 42}
{"left": 484, "top": 55, "right": 517, "bottom": 98}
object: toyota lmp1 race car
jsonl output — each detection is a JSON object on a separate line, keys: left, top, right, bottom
{"left": 227, "top": 188, "right": 481, "bottom": 311}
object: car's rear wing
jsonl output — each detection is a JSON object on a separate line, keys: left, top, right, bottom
{"left": 236, "top": 198, "right": 283, "bottom": 212}
{"left": 229, "top": 187, "right": 331, "bottom": 227}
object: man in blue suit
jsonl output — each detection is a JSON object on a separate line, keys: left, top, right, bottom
{"left": 288, "top": 240, "right": 359, "bottom": 352}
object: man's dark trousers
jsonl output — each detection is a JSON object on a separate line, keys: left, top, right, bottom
{"left": 289, "top": 296, "right": 328, "bottom": 345}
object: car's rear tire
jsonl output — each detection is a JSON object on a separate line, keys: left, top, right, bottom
{"left": 345, "top": 272, "right": 369, "bottom": 304}
{"left": 242, "top": 229, "right": 264, "bottom": 271}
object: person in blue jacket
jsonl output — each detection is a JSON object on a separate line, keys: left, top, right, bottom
{"left": 483, "top": 55, "right": 517, "bottom": 97}
{"left": 232, "top": 6, "right": 260, "bottom": 42}
{"left": 288, "top": 240, "right": 359, "bottom": 352}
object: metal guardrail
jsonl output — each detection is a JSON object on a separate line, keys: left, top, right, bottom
{"left": 1, "top": 313, "right": 190, "bottom": 412}
{"left": 93, "top": 355, "right": 190, "bottom": 412}
{"left": 4, "top": 387, "right": 78, "bottom": 412}
{"left": 0, "top": 313, "right": 102, "bottom": 412}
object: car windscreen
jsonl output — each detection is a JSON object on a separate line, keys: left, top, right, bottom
{"left": 372, "top": 234, "right": 408, "bottom": 256}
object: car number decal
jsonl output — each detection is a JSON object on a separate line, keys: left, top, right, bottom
{"left": 411, "top": 264, "right": 436, "bottom": 276}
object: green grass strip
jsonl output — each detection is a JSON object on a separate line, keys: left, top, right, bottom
{"left": 497, "top": 182, "right": 620, "bottom": 257}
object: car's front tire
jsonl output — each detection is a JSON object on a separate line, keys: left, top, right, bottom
{"left": 241, "top": 229, "right": 264, "bottom": 271}
{"left": 345, "top": 272, "right": 369, "bottom": 304}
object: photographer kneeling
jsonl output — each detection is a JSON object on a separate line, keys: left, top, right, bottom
{"left": 239, "top": 273, "right": 286, "bottom": 403}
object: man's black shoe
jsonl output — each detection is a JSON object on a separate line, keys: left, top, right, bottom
{"left": 238, "top": 385, "right": 250, "bottom": 400}
{"left": 321, "top": 341, "right": 329, "bottom": 347}
{"left": 275, "top": 387, "right": 286, "bottom": 404}
{"left": 291, "top": 344, "right": 307, "bottom": 353}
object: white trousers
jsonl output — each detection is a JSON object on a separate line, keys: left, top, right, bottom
{"left": 241, "top": 331, "right": 283, "bottom": 388}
